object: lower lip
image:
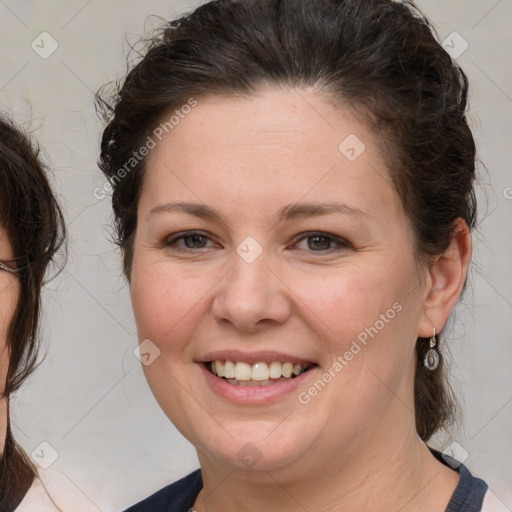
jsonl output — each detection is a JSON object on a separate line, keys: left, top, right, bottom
{"left": 199, "top": 363, "right": 317, "bottom": 405}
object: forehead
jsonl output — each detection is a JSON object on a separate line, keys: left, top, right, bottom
{"left": 150, "top": 88, "right": 369, "bottom": 162}
{"left": 140, "top": 88, "right": 398, "bottom": 219}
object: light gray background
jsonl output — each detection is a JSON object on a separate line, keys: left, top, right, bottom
{"left": 0, "top": 1, "right": 510, "bottom": 510}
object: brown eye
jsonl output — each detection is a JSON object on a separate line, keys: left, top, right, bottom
{"left": 183, "top": 235, "right": 208, "bottom": 249}
{"left": 294, "top": 232, "right": 350, "bottom": 253}
{"left": 164, "top": 231, "right": 217, "bottom": 252}
{"left": 307, "top": 236, "right": 332, "bottom": 251}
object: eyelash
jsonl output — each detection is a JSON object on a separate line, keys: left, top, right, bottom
{"left": 163, "top": 231, "right": 351, "bottom": 254}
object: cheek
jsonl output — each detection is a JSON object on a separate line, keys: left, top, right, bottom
{"left": 0, "top": 281, "right": 18, "bottom": 388}
{"left": 286, "top": 260, "right": 411, "bottom": 337}
{"left": 284, "top": 256, "right": 422, "bottom": 391}
{"left": 130, "top": 259, "right": 217, "bottom": 352}
{"left": 0, "top": 281, "right": 18, "bottom": 337}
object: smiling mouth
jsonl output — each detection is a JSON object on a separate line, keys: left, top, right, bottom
{"left": 206, "top": 360, "right": 314, "bottom": 386}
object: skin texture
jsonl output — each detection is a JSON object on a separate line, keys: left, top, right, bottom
{"left": 0, "top": 229, "right": 18, "bottom": 457}
{"left": 130, "top": 88, "right": 471, "bottom": 511}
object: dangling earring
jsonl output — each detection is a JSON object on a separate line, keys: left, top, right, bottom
{"left": 424, "top": 328, "right": 440, "bottom": 371}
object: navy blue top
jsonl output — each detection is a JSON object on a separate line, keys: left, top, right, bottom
{"left": 125, "top": 450, "right": 488, "bottom": 512}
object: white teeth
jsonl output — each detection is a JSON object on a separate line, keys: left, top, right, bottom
{"left": 234, "top": 362, "right": 252, "bottom": 381}
{"left": 224, "top": 360, "right": 236, "bottom": 379}
{"left": 282, "top": 362, "right": 293, "bottom": 378}
{"left": 269, "top": 361, "right": 282, "bottom": 379}
{"left": 214, "top": 361, "right": 225, "bottom": 378}
{"left": 251, "top": 362, "right": 270, "bottom": 381}
{"left": 209, "top": 360, "right": 311, "bottom": 382}
{"left": 226, "top": 377, "right": 291, "bottom": 386}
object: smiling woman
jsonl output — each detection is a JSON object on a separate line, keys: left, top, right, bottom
{"left": 0, "top": 117, "right": 65, "bottom": 511}
{"left": 97, "top": 1, "right": 503, "bottom": 511}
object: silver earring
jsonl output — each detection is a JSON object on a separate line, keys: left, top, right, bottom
{"left": 424, "top": 328, "right": 440, "bottom": 371}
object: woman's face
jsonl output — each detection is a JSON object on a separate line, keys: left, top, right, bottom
{"left": 130, "top": 88, "right": 433, "bottom": 474}
{"left": 0, "top": 228, "right": 18, "bottom": 394}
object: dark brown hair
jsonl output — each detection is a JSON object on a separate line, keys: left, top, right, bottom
{"left": 0, "top": 116, "right": 66, "bottom": 510}
{"left": 97, "top": 0, "right": 476, "bottom": 441}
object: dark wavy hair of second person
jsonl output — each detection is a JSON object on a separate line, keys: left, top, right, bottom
{"left": 0, "top": 116, "right": 65, "bottom": 511}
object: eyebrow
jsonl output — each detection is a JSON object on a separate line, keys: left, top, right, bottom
{"left": 149, "top": 201, "right": 367, "bottom": 221}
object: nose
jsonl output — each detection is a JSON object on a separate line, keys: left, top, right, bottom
{"left": 211, "top": 253, "right": 291, "bottom": 333}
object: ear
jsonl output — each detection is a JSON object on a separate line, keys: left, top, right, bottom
{"left": 417, "top": 219, "right": 472, "bottom": 338}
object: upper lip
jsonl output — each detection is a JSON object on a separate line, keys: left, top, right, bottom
{"left": 196, "top": 350, "right": 316, "bottom": 365}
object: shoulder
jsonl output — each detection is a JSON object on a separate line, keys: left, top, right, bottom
{"left": 431, "top": 448, "right": 488, "bottom": 512}
{"left": 434, "top": 449, "right": 509, "bottom": 512}
{"left": 15, "top": 478, "right": 60, "bottom": 512}
{"left": 449, "top": 462, "right": 488, "bottom": 510}
{"left": 124, "top": 469, "right": 202, "bottom": 512}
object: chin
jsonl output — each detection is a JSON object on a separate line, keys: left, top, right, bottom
{"left": 190, "top": 418, "right": 317, "bottom": 473}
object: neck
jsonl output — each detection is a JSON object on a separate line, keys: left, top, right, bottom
{"left": 194, "top": 407, "right": 459, "bottom": 512}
